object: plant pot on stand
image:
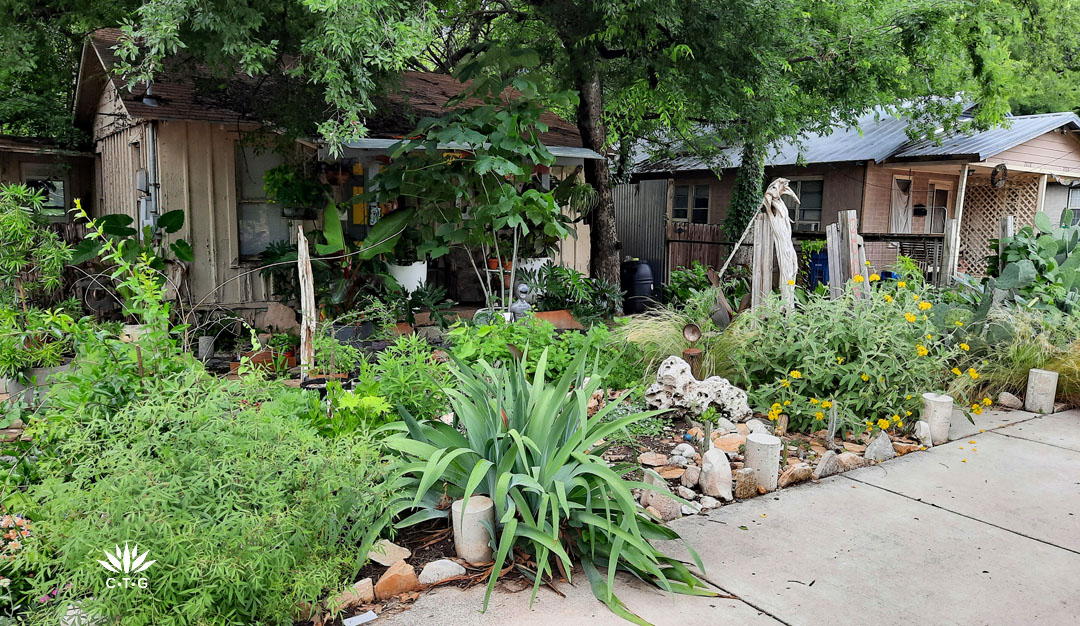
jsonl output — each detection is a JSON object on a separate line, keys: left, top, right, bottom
{"left": 387, "top": 260, "right": 429, "bottom": 294}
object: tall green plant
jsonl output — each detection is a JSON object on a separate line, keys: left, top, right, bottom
{"left": 0, "top": 184, "right": 72, "bottom": 309}
{"left": 987, "top": 209, "right": 1080, "bottom": 312}
{"left": 380, "top": 349, "right": 713, "bottom": 624}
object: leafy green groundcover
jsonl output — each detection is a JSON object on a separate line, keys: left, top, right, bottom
{"left": 14, "top": 372, "right": 397, "bottom": 626}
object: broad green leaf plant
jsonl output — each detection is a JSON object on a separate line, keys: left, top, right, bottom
{"left": 987, "top": 209, "right": 1080, "bottom": 312}
{"left": 379, "top": 349, "right": 713, "bottom": 625}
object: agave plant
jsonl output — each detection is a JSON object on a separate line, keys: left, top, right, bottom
{"left": 379, "top": 348, "right": 714, "bottom": 624}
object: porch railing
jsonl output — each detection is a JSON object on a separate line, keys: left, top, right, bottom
{"left": 792, "top": 231, "right": 945, "bottom": 283}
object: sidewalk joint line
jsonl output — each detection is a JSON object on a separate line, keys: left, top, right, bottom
{"left": 985, "top": 429, "right": 1080, "bottom": 454}
{"left": 842, "top": 475, "right": 1080, "bottom": 557}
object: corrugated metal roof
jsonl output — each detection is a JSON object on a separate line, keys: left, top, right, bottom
{"left": 636, "top": 110, "right": 1080, "bottom": 173}
{"left": 326, "top": 138, "right": 602, "bottom": 160}
{"left": 892, "top": 112, "right": 1080, "bottom": 160}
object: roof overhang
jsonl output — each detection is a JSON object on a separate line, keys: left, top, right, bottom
{"left": 322, "top": 138, "right": 603, "bottom": 160}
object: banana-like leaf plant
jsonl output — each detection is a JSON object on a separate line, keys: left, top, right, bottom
{"left": 377, "top": 348, "right": 715, "bottom": 625}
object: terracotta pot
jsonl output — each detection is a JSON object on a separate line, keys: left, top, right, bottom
{"left": 486, "top": 258, "right": 500, "bottom": 270}
{"left": 533, "top": 309, "right": 585, "bottom": 330}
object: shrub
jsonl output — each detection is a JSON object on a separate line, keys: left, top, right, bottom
{"left": 447, "top": 316, "right": 645, "bottom": 388}
{"left": 0, "top": 184, "right": 72, "bottom": 308}
{"left": 381, "top": 350, "right": 713, "bottom": 623}
{"left": 353, "top": 333, "right": 449, "bottom": 420}
{"left": 987, "top": 209, "right": 1080, "bottom": 313}
{"left": 712, "top": 280, "right": 966, "bottom": 436}
{"left": 15, "top": 374, "right": 397, "bottom": 626}
{"left": 521, "top": 264, "right": 622, "bottom": 324}
{"left": 665, "top": 261, "right": 712, "bottom": 305}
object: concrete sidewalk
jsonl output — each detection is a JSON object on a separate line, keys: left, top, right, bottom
{"left": 378, "top": 408, "right": 1080, "bottom": 625}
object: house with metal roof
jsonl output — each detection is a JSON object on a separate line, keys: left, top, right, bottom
{"left": 622, "top": 109, "right": 1080, "bottom": 284}
{"left": 72, "top": 29, "right": 600, "bottom": 316}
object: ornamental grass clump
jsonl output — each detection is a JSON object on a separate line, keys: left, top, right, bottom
{"left": 725, "top": 278, "right": 967, "bottom": 437}
{"left": 380, "top": 349, "right": 714, "bottom": 625}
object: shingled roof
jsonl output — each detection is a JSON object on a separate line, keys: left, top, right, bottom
{"left": 75, "top": 29, "right": 585, "bottom": 148}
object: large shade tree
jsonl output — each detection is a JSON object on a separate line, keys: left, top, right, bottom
{"left": 413, "top": 0, "right": 1080, "bottom": 282}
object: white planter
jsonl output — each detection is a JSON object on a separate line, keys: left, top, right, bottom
{"left": 451, "top": 495, "right": 495, "bottom": 565}
{"left": 388, "top": 260, "right": 428, "bottom": 294}
{"left": 922, "top": 392, "right": 953, "bottom": 445}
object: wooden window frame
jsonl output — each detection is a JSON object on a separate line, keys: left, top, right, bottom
{"left": 786, "top": 176, "right": 824, "bottom": 232}
{"left": 670, "top": 183, "right": 709, "bottom": 224}
{"left": 925, "top": 179, "right": 953, "bottom": 234}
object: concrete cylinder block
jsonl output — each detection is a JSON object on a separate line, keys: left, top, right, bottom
{"left": 745, "top": 432, "right": 782, "bottom": 492}
{"left": 1025, "top": 368, "right": 1059, "bottom": 415}
{"left": 922, "top": 392, "right": 953, "bottom": 445}
{"left": 451, "top": 495, "right": 495, "bottom": 565}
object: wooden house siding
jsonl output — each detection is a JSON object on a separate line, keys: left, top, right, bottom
{"left": 986, "top": 130, "right": 1080, "bottom": 174}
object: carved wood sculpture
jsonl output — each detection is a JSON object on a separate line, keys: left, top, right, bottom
{"left": 297, "top": 228, "right": 316, "bottom": 379}
{"left": 752, "top": 178, "right": 799, "bottom": 311}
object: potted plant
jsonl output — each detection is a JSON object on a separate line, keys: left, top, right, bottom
{"left": 263, "top": 163, "right": 328, "bottom": 220}
{"left": 386, "top": 226, "right": 428, "bottom": 293}
{"left": 522, "top": 264, "right": 623, "bottom": 328}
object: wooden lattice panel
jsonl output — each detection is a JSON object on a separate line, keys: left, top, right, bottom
{"left": 958, "top": 176, "right": 1039, "bottom": 275}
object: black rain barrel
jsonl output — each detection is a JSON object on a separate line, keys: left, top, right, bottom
{"left": 621, "top": 259, "right": 654, "bottom": 314}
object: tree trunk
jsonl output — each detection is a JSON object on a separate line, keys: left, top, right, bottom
{"left": 571, "top": 61, "right": 620, "bottom": 285}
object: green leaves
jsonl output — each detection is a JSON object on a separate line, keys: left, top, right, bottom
{"left": 382, "top": 348, "right": 712, "bottom": 620}
{"left": 996, "top": 259, "right": 1037, "bottom": 290}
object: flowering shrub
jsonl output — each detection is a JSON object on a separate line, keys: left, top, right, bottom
{"left": 726, "top": 278, "right": 968, "bottom": 437}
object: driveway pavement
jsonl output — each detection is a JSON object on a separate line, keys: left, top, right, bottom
{"left": 377, "top": 408, "right": 1080, "bottom": 625}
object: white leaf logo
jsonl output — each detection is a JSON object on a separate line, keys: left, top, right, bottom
{"left": 97, "top": 543, "right": 155, "bottom": 574}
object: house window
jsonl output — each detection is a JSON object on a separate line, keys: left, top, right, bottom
{"left": 926, "top": 183, "right": 950, "bottom": 234}
{"left": 20, "top": 163, "right": 68, "bottom": 219}
{"left": 1068, "top": 188, "right": 1080, "bottom": 225}
{"left": 785, "top": 179, "right": 823, "bottom": 231}
{"left": 236, "top": 144, "right": 292, "bottom": 258}
{"left": 672, "top": 184, "right": 709, "bottom": 224}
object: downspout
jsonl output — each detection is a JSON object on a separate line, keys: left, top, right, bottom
{"left": 142, "top": 122, "right": 160, "bottom": 239}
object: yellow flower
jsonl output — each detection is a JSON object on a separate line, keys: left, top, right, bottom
{"left": 869, "top": 273, "right": 881, "bottom": 282}
{"left": 767, "top": 411, "right": 779, "bottom": 421}
{"left": 771, "top": 402, "right": 782, "bottom": 411}
{"left": 960, "top": 343, "right": 970, "bottom": 351}
{"left": 897, "top": 281, "right": 907, "bottom": 288}
{"left": 905, "top": 410, "right": 912, "bottom": 416}
{"left": 877, "top": 418, "right": 891, "bottom": 430}
{"left": 883, "top": 294, "right": 893, "bottom": 303}
{"left": 789, "top": 370, "right": 802, "bottom": 379}
{"left": 926, "top": 333, "right": 933, "bottom": 340}
{"left": 783, "top": 400, "right": 791, "bottom": 406}
{"left": 918, "top": 301, "right": 932, "bottom": 311}
{"left": 810, "top": 397, "right": 819, "bottom": 404}
{"left": 865, "top": 260, "right": 871, "bottom": 266}
{"left": 787, "top": 279, "right": 796, "bottom": 286}
{"left": 971, "top": 404, "right": 983, "bottom": 415}
{"left": 865, "top": 420, "right": 874, "bottom": 428}
{"left": 822, "top": 400, "right": 832, "bottom": 409}
{"left": 912, "top": 294, "right": 920, "bottom": 301}
{"left": 861, "top": 373, "right": 870, "bottom": 382}
{"left": 951, "top": 367, "right": 962, "bottom": 375}
{"left": 922, "top": 314, "right": 928, "bottom": 321}
{"left": 897, "top": 420, "right": 904, "bottom": 428}
{"left": 904, "top": 312, "right": 916, "bottom": 323}
{"left": 837, "top": 356, "right": 844, "bottom": 364}
{"left": 968, "top": 368, "right": 979, "bottom": 380}
{"left": 906, "top": 394, "right": 912, "bottom": 400}
{"left": 852, "top": 274, "right": 866, "bottom": 283}
{"left": 982, "top": 397, "right": 992, "bottom": 406}
{"left": 916, "top": 345, "right": 929, "bottom": 357}
{"left": 814, "top": 411, "right": 824, "bottom": 421}
{"left": 780, "top": 379, "right": 790, "bottom": 388}
{"left": 954, "top": 320, "right": 964, "bottom": 327}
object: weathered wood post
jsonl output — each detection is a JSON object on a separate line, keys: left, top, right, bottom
{"left": 836, "top": 210, "right": 868, "bottom": 297}
{"left": 825, "top": 223, "right": 843, "bottom": 299}
{"left": 297, "top": 229, "right": 316, "bottom": 380}
{"left": 940, "top": 218, "right": 959, "bottom": 286}
{"left": 750, "top": 212, "right": 773, "bottom": 310}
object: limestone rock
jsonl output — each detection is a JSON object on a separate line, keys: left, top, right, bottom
{"left": 698, "top": 448, "right": 733, "bottom": 500}
{"left": 657, "top": 465, "right": 686, "bottom": 480}
{"left": 680, "top": 465, "right": 702, "bottom": 488}
{"left": 667, "top": 455, "right": 689, "bottom": 468}
{"left": 777, "top": 463, "right": 814, "bottom": 488}
{"left": 644, "top": 356, "right": 752, "bottom": 421}
{"left": 837, "top": 452, "right": 871, "bottom": 471}
{"left": 368, "top": 539, "right": 411, "bottom": 567}
{"left": 672, "top": 443, "right": 697, "bottom": 458}
{"left": 648, "top": 491, "right": 682, "bottom": 521}
{"left": 353, "top": 578, "right": 374, "bottom": 604}
{"left": 864, "top": 430, "right": 897, "bottom": 462}
{"left": 638, "top": 451, "right": 668, "bottom": 467}
{"left": 418, "top": 559, "right": 466, "bottom": 585}
{"left": 914, "top": 421, "right": 933, "bottom": 448}
{"left": 644, "top": 505, "right": 663, "bottom": 519}
{"left": 681, "top": 502, "right": 702, "bottom": 516}
{"left": 676, "top": 485, "right": 697, "bottom": 500}
{"left": 699, "top": 495, "right": 721, "bottom": 510}
{"left": 715, "top": 432, "right": 746, "bottom": 453}
{"left": 998, "top": 391, "right": 1023, "bottom": 410}
{"left": 746, "top": 419, "right": 769, "bottom": 434}
{"left": 374, "top": 560, "right": 419, "bottom": 600}
{"left": 813, "top": 450, "right": 842, "bottom": 479}
{"left": 734, "top": 467, "right": 758, "bottom": 499}
{"left": 715, "top": 417, "right": 737, "bottom": 433}
{"left": 893, "top": 442, "right": 920, "bottom": 456}
{"left": 736, "top": 423, "right": 751, "bottom": 436}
